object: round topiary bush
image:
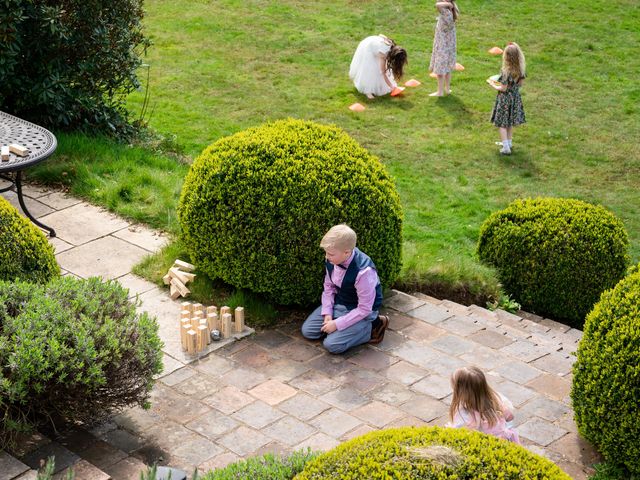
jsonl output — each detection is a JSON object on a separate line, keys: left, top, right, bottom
{"left": 477, "top": 197, "right": 629, "bottom": 327}
{"left": 295, "top": 426, "right": 571, "bottom": 479}
{"left": 178, "top": 118, "right": 403, "bottom": 305}
{"left": 572, "top": 264, "right": 640, "bottom": 476}
{"left": 0, "top": 196, "right": 59, "bottom": 284}
{"left": 0, "top": 276, "right": 163, "bottom": 448}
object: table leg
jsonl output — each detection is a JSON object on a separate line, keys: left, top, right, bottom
{"left": 15, "top": 171, "right": 57, "bottom": 237}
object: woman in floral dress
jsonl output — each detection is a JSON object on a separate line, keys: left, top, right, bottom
{"left": 429, "top": 0, "right": 459, "bottom": 96}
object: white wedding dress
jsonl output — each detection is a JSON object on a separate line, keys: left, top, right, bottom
{"left": 349, "top": 35, "right": 397, "bottom": 96}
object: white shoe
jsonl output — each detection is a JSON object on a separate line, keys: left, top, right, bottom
{"left": 500, "top": 146, "right": 511, "bottom": 155}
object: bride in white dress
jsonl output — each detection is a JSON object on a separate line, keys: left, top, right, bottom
{"left": 349, "top": 35, "right": 408, "bottom": 99}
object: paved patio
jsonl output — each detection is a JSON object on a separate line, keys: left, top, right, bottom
{"left": 1, "top": 184, "right": 599, "bottom": 480}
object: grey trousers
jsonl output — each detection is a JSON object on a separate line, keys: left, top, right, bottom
{"left": 301, "top": 304, "right": 378, "bottom": 354}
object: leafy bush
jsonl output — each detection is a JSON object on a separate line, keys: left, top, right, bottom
{"left": 572, "top": 264, "right": 640, "bottom": 476}
{"left": 296, "top": 426, "right": 570, "bottom": 479}
{"left": 0, "top": 196, "right": 59, "bottom": 284}
{"left": 0, "top": 276, "right": 163, "bottom": 448}
{"left": 178, "top": 119, "right": 403, "bottom": 305}
{"left": 201, "top": 450, "right": 319, "bottom": 480}
{"left": 0, "top": 0, "right": 149, "bottom": 134}
{"left": 477, "top": 197, "right": 629, "bottom": 327}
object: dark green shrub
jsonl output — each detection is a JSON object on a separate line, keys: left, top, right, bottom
{"left": 572, "top": 264, "right": 640, "bottom": 476}
{"left": 0, "top": 0, "right": 149, "bottom": 134}
{"left": 0, "top": 196, "right": 59, "bottom": 284}
{"left": 178, "top": 119, "right": 403, "bottom": 305}
{"left": 201, "top": 450, "right": 319, "bottom": 480}
{"left": 477, "top": 197, "right": 629, "bottom": 327}
{"left": 296, "top": 426, "right": 571, "bottom": 479}
{"left": 0, "top": 276, "right": 163, "bottom": 448}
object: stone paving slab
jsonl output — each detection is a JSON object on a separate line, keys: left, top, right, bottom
{"left": 1, "top": 190, "right": 55, "bottom": 218}
{"left": 56, "top": 236, "right": 149, "bottom": 279}
{"left": 1, "top": 186, "right": 599, "bottom": 479}
{"left": 0, "top": 451, "right": 30, "bottom": 480}
{"left": 39, "top": 202, "right": 130, "bottom": 245}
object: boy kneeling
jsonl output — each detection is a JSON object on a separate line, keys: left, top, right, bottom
{"left": 301, "top": 224, "right": 389, "bottom": 354}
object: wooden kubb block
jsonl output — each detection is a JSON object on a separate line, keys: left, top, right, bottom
{"left": 222, "top": 313, "right": 233, "bottom": 338}
{"left": 9, "top": 144, "right": 28, "bottom": 156}
{"left": 207, "top": 312, "right": 219, "bottom": 331}
{"left": 234, "top": 307, "right": 245, "bottom": 333}
{"left": 174, "top": 259, "right": 195, "bottom": 272}
{"left": 187, "top": 330, "right": 197, "bottom": 355}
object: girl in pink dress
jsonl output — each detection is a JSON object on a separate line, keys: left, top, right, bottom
{"left": 447, "top": 366, "right": 521, "bottom": 444}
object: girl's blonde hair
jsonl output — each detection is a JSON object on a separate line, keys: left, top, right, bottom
{"left": 320, "top": 224, "right": 357, "bottom": 251}
{"left": 449, "top": 366, "right": 503, "bottom": 427}
{"left": 501, "top": 42, "right": 526, "bottom": 81}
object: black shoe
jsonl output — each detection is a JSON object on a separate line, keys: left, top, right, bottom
{"left": 369, "top": 315, "right": 389, "bottom": 344}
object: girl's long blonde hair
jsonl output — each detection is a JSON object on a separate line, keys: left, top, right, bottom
{"left": 501, "top": 42, "right": 526, "bottom": 81}
{"left": 449, "top": 366, "right": 503, "bottom": 427}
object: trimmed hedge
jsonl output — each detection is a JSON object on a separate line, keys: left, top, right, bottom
{"left": 0, "top": 196, "right": 59, "bottom": 284}
{"left": 572, "top": 264, "right": 640, "bottom": 476}
{"left": 201, "top": 450, "right": 319, "bottom": 480}
{"left": 477, "top": 197, "right": 629, "bottom": 327}
{"left": 0, "top": 276, "right": 163, "bottom": 448}
{"left": 296, "top": 426, "right": 570, "bottom": 479}
{"left": 0, "top": 0, "right": 148, "bottom": 134}
{"left": 178, "top": 119, "right": 403, "bottom": 305}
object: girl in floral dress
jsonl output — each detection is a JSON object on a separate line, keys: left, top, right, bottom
{"left": 429, "top": 0, "right": 459, "bottom": 96}
{"left": 489, "top": 43, "right": 526, "bottom": 155}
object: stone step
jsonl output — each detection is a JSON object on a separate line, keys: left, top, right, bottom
{"left": 411, "top": 292, "right": 442, "bottom": 305}
{"left": 397, "top": 291, "right": 582, "bottom": 349}
{"left": 0, "top": 450, "right": 36, "bottom": 480}
{"left": 10, "top": 430, "right": 119, "bottom": 480}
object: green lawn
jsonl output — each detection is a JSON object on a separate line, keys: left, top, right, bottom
{"left": 34, "top": 0, "right": 640, "bottom": 303}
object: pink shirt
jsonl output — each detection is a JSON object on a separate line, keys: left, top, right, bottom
{"left": 320, "top": 250, "right": 380, "bottom": 331}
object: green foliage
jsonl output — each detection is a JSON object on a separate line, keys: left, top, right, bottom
{"left": 477, "top": 198, "right": 629, "bottom": 327}
{"left": 178, "top": 118, "right": 403, "bottom": 305}
{"left": 589, "top": 462, "right": 634, "bottom": 480}
{"left": 572, "top": 264, "right": 640, "bottom": 476}
{"left": 487, "top": 294, "right": 521, "bottom": 314}
{"left": 0, "top": 276, "right": 163, "bottom": 448}
{"left": 0, "top": 196, "right": 60, "bottom": 284}
{"left": 36, "top": 457, "right": 74, "bottom": 480}
{"left": 201, "top": 450, "right": 318, "bottom": 480}
{"left": 0, "top": 0, "right": 149, "bottom": 135}
{"left": 295, "top": 426, "right": 570, "bottom": 479}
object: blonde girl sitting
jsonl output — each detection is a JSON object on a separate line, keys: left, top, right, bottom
{"left": 448, "top": 366, "right": 521, "bottom": 444}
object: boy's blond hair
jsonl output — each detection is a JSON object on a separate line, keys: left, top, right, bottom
{"left": 320, "top": 224, "right": 357, "bottom": 251}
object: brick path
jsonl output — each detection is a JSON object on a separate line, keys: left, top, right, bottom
{"left": 1, "top": 184, "right": 599, "bottom": 480}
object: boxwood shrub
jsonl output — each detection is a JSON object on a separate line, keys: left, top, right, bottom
{"left": 178, "top": 119, "right": 403, "bottom": 305}
{"left": 295, "top": 426, "right": 571, "bottom": 479}
{"left": 0, "top": 196, "right": 59, "bottom": 284}
{"left": 477, "top": 197, "right": 629, "bottom": 327}
{"left": 0, "top": 276, "right": 163, "bottom": 448}
{"left": 572, "top": 264, "right": 640, "bottom": 476}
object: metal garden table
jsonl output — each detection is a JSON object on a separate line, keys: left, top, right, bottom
{"left": 0, "top": 111, "right": 57, "bottom": 237}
